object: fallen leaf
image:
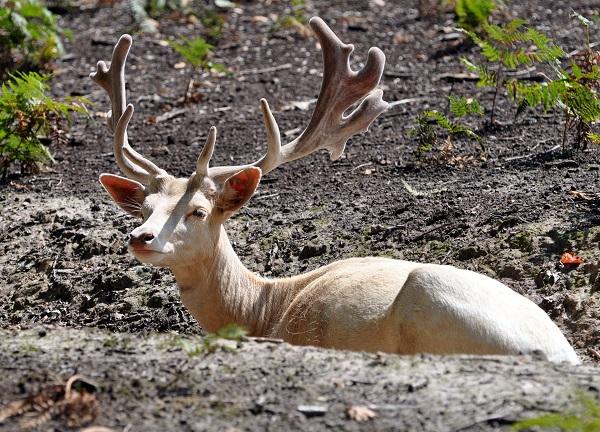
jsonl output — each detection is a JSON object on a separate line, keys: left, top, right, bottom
{"left": 0, "top": 375, "right": 99, "bottom": 429}
{"left": 569, "top": 190, "right": 600, "bottom": 201}
{"left": 80, "top": 428, "right": 115, "bottom": 432}
{"left": 393, "top": 31, "right": 414, "bottom": 44}
{"left": 251, "top": 15, "right": 269, "bottom": 24}
{"left": 347, "top": 405, "right": 377, "bottom": 422}
{"left": 281, "top": 99, "right": 317, "bottom": 111}
{"left": 561, "top": 252, "right": 583, "bottom": 266}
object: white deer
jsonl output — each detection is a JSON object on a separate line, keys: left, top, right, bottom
{"left": 92, "top": 17, "right": 579, "bottom": 364}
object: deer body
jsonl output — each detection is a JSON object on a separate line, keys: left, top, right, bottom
{"left": 169, "top": 220, "right": 579, "bottom": 364}
{"left": 92, "top": 18, "right": 580, "bottom": 364}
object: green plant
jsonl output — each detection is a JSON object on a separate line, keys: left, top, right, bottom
{"left": 275, "top": 0, "right": 310, "bottom": 36}
{"left": 0, "top": 72, "right": 87, "bottom": 178}
{"left": 0, "top": 0, "right": 67, "bottom": 75}
{"left": 555, "top": 12, "right": 600, "bottom": 148}
{"left": 512, "top": 393, "right": 600, "bottom": 431}
{"left": 169, "top": 36, "right": 226, "bottom": 102}
{"left": 170, "top": 36, "right": 224, "bottom": 71}
{"left": 410, "top": 96, "right": 483, "bottom": 156}
{"left": 461, "top": 19, "right": 565, "bottom": 124}
{"left": 463, "top": 13, "right": 599, "bottom": 148}
{"left": 129, "top": 0, "right": 228, "bottom": 37}
{"left": 175, "top": 324, "right": 248, "bottom": 357}
{"left": 454, "top": 0, "right": 497, "bottom": 31}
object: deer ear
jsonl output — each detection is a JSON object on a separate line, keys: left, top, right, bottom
{"left": 217, "top": 167, "right": 261, "bottom": 217}
{"left": 99, "top": 173, "right": 145, "bottom": 218}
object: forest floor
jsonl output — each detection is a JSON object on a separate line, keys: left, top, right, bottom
{"left": 1, "top": 0, "right": 600, "bottom": 430}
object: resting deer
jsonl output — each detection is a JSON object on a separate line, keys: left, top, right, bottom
{"left": 92, "top": 17, "right": 579, "bottom": 364}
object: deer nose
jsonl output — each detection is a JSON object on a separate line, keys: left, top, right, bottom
{"left": 129, "top": 231, "right": 156, "bottom": 246}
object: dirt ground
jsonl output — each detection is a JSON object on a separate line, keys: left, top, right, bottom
{"left": 2, "top": 0, "right": 600, "bottom": 430}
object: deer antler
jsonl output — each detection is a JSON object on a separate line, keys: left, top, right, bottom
{"left": 205, "top": 16, "right": 388, "bottom": 181}
{"left": 94, "top": 18, "right": 387, "bottom": 185}
{"left": 91, "top": 35, "right": 166, "bottom": 184}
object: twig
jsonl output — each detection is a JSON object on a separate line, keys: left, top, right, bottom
{"left": 351, "top": 162, "right": 372, "bottom": 172}
{"left": 504, "top": 144, "right": 560, "bottom": 162}
{"left": 384, "top": 71, "right": 413, "bottom": 78}
{"left": 567, "top": 41, "right": 600, "bottom": 58}
{"left": 401, "top": 179, "right": 447, "bottom": 197}
{"left": 411, "top": 222, "right": 455, "bottom": 242}
{"left": 155, "top": 108, "right": 187, "bottom": 123}
{"left": 238, "top": 63, "right": 292, "bottom": 76}
{"left": 254, "top": 193, "right": 280, "bottom": 200}
{"left": 388, "top": 97, "right": 428, "bottom": 107}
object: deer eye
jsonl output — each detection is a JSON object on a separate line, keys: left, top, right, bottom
{"left": 191, "top": 208, "right": 207, "bottom": 219}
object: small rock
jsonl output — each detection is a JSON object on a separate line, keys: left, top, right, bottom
{"left": 369, "top": 224, "right": 385, "bottom": 235}
{"left": 538, "top": 236, "right": 556, "bottom": 252}
{"left": 298, "top": 243, "right": 327, "bottom": 260}
{"left": 297, "top": 405, "right": 328, "bottom": 417}
{"left": 457, "top": 246, "right": 487, "bottom": 261}
{"left": 147, "top": 292, "right": 167, "bottom": 308}
{"left": 563, "top": 294, "right": 580, "bottom": 315}
{"left": 535, "top": 269, "right": 560, "bottom": 288}
{"left": 544, "top": 160, "right": 578, "bottom": 169}
{"left": 93, "top": 272, "right": 134, "bottom": 292}
{"left": 498, "top": 264, "right": 523, "bottom": 280}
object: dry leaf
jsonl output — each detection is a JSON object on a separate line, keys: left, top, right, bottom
{"left": 569, "top": 190, "right": 600, "bottom": 201}
{"left": 281, "top": 99, "right": 317, "bottom": 111}
{"left": 347, "top": 405, "right": 377, "bottom": 422}
{"left": 0, "top": 375, "right": 99, "bottom": 429}
{"left": 561, "top": 252, "right": 583, "bottom": 266}
{"left": 393, "top": 31, "right": 414, "bottom": 44}
{"left": 251, "top": 15, "right": 269, "bottom": 24}
{"left": 81, "top": 427, "right": 115, "bottom": 432}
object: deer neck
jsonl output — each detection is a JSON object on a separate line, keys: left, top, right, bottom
{"left": 170, "top": 226, "right": 298, "bottom": 336}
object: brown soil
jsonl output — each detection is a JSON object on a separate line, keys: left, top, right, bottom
{"left": 2, "top": 0, "right": 600, "bottom": 430}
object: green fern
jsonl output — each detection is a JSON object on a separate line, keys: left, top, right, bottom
{"left": 449, "top": 95, "right": 484, "bottom": 117}
{"left": 461, "top": 18, "right": 565, "bottom": 124}
{"left": 453, "top": 0, "right": 497, "bottom": 31}
{"left": 506, "top": 80, "right": 566, "bottom": 111}
{"left": 410, "top": 98, "right": 482, "bottom": 156}
{"left": 588, "top": 132, "right": 600, "bottom": 144}
{"left": 0, "top": 72, "right": 87, "bottom": 178}
{"left": 463, "top": 20, "right": 564, "bottom": 69}
{"left": 169, "top": 36, "right": 225, "bottom": 72}
{"left": 0, "top": 0, "right": 67, "bottom": 75}
{"left": 461, "top": 58, "right": 497, "bottom": 87}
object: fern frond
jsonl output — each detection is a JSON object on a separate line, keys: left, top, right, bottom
{"left": 449, "top": 96, "right": 484, "bottom": 117}
{"left": 461, "top": 58, "right": 497, "bottom": 87}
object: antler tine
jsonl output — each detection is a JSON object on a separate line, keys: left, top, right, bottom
{"left": 206, "top": 16, "right": 388, "bottom": 182}
{"left": 91, "top": 34, "right": 166, "bottom": 184}
{"left": 195, "top": 126, "right": 217, "bottom": 177}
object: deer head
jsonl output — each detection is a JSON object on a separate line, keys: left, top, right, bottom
{"left": 93, "top": 17, "right": 388, "bottom": 269}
